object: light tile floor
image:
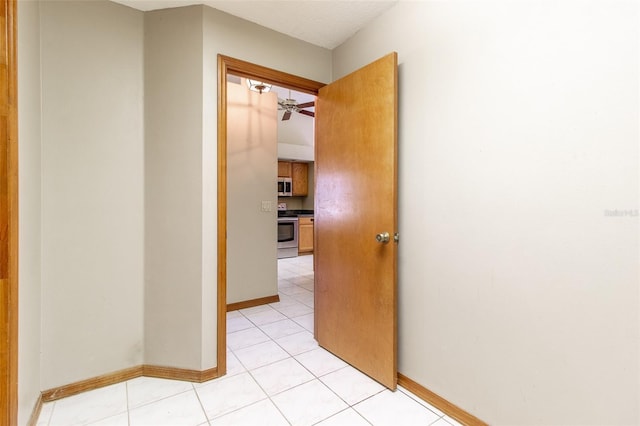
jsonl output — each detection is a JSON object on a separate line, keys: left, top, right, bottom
{"left": 36, "top": 255, "right": 462, "bottom": 426}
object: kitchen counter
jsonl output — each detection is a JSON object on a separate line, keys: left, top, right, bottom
{"left": 278, "top": 209, "right": 314, "bottom": 217}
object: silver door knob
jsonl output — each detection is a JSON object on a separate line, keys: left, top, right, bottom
{"left": 375, "top": 232, "right": 390, "bottom": 244}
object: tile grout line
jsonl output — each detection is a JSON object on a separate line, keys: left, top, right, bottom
{"left": 192, "top": 381, "right": 212, "bottom": 424}
{"left": 397, "top": 385, "right": 446, "bottom": 419}
{"left": 125, "top": 380, "right": 131, "bottom": 426}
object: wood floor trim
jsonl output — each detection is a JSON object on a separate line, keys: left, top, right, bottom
{"left": 226, "top": 294, "right": 279, "bottom": 312}
{"left": 398, "top": 373, "right": 488, "bottom": 426}
{"left": 41, "top": 365, "right": 221, "bottom": 402}
{"left": 41, "top": 366, "right": 144, "bottom": 402}
{"left": 27, "top": 393, "right": 43, "bottom": 426}
{"left": 142, "top": 365, "right": 219, "bottom": 382}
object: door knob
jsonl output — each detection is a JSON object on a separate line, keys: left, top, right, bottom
{"left": 375, "top": 232, "right": 390, "bottom": 244}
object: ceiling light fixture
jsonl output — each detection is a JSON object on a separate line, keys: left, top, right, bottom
{"left": 247, "top": 79, "right": 272, "bottom": 94}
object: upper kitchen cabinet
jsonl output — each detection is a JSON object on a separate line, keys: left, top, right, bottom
{"left": 291, "top": 162, "right": 308, "bottom": 196}
{"left": 278, "top": 161, "right": 308, "bottom": 196}
{"left": 278, "top": 161, "right": 292, "bottom": 178}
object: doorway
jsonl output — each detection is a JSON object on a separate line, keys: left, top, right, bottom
{"left": 218, "top": 53, "right": 398, "bottom": 389}
{"left": 216, "top": 55, "right": 325, "bottom": 375}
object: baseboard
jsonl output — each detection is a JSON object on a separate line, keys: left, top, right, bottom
{"left": 143, "top": 365, "right": 219, "bottom": 382}
{"left": 227, "top": 294, "right": 279, "bottom": 311}
{"left": 398, "top": 373, "right": 487, "bottom": 426}
{"left": 41, "top": 366, "right": 144, "bottom": 402}
{"left": 27, "top": 394, "right": 43, "bottom": 426}
{"left": 41, "top": 364, "right": 220, "bottom": 403}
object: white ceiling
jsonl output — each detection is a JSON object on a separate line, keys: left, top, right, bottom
{"left": 111, "top": 0, "right": 398, "bottom": 49}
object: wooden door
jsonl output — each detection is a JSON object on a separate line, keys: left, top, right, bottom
{"left": 315, "top": 53, "right": 398, "bottom": 389}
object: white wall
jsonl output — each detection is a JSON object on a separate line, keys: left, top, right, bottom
{"left": 40, "top": 0, "right": 145, "bottom": 389}
{"left": 227, "top": 81, "right": 278, "bottom": 304}
{"left": 277, "top": 108, "right": 315, "bottom": 162}
{"left": 333, "top": 1, "right": 639, "bottom": 424}
{"left": 17, "top": 0, "right": 42, "bottom": 423}
{"left": 144, "top": 5, "right": 207, "bottom": 370}
{"left": 141, "top": 5, "right": 331, "bottom": 371}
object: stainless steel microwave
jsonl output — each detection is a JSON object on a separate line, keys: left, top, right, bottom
{"left": 278, "top": 177, "right": 292, "bottom": 196}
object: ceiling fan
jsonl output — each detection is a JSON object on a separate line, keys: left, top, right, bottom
{"left": 278, "top": 90, "right": 315, "bottom": 121}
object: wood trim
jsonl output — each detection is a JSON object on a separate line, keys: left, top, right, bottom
{"left": 27, "top": 394, "right": 42, "bottom": 426}
{"left": 41, "top": 365, "right": 221, "bottom": 403}
{"left": 0, "top": 0, "right": 18, "bottom": 424}
{"left": 226, "top": 294, "right": 279, "bottom": 312}
{"left": 216, "top": 54, "right": 228, "bottom": 378}
{"left": 398, "top": 373, "right": 488, "bottom": 426}
{"left": 142, "top": 365, "right": 219, "bottom": 383}
{"left": 41, "top": 366, "right": 143, "bottom": 402}
{"left": 217, "top": 54, "right": 325, "bottom": 382}
{"left": 218, "top": 55, "right": 325, "bottom": 96}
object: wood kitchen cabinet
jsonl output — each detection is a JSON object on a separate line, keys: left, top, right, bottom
{"left": 298, "top": 216, "right": 314, "bottom": 253}
{"left": 291, "top": 162, "right": 308, "bottom": 196}
{"left": 278, "top": 161, "right": 308, "bottom": 196}
{"left": 278, "top": 161, "right": 292, "bottom": 178}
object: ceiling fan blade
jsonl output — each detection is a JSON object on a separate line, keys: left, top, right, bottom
{"left": 296, "top": 101, "right": 315, "bottom": 109}
{"left": 298, "top": 110, "right": 315, "bottom": 118}
{"left": 282, "top": 111, "right": 292, "bottom": 121}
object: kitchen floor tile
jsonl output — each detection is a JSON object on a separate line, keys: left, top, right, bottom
{"left": 48, "top": 383, "right": 127, "bottom": 426}
{"left": 129, "top": 389, "right": 207, "bottom": 426}
{"left": 295, "top": 348, "right": 347, "bottom": 377}
{"left": 398, "top": 385, "right": 445, "bottom": 417}
{"left": 271, "top": 301, "right": 313, "bottom": 318}
{"left": 278, "top": 285, "right": 311, "bottom": 296}
{"left": 243, "top": 308, "right": 287, "bottom": 326}
{"left": 196, "top": 372, "right": 266, "bottom": 419}
{"left": 238, "top": 305, "right": 273, "bottom": 315}
{"left": 353, "top": 389, "right": 440, "bottom": 426}
{"left": 233, "top": 340, "right": 291, "bottom": 370}
{"left": 269, "top": 294, "right": 298, "bottom": 309}
{"left": 320, "top": 365, "right": 385, "bottom": 405}
{"left": 225, "top": 350, "right": 247, "bottom": 377}
{"left": 227, "top": 316, "right": 254, "bottom": 333}
{"left": 250, "top": 357, "right": 315, "bottom": 396}
{"left": 127, "top": 376, "right": 194, "bottom": 409}
{"left": 290, "top": 292, "right": 314, "bottom": 307}
{"left": 36, "top": 402, "right": 54, "bottom": 426}
{"left": 227, "top": 327, "right": 271, "bottom": 351}
{"left": 271, "top": 380, "right": 348, "bottom": 426}
{"left": 258, "top": 318, "right": 305, "bottom": 340}
{"left": 275, "top": 330, "right": 318, "bottom": 356}
{"left": 444, "top": 415, "right": 464, "bottom": 426}
{"left": 211, "top": 399, "right": 289, "bottom": 426}
{"left": 315, "top": 408, "right": 372, "bottom": 426}
{"left": 86, "top": 412, "right": 129, "bottom": 426}
{"left": 226, "top": 310, "right": 242, "bottom": 319}
{"left": 298, "top": 281, "right": 315, "bottom": 292}
{"left": 291, "top": 313, "right": 314, "bottom": 332}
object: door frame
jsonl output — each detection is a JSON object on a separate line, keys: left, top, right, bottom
{"left": 216, "top": 55, "right": 325, "bottom": 375}
{"left": 1, "top": 0, "right": 19, "bottom": 423}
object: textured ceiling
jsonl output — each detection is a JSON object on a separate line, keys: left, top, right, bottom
{"left": 111, "top": 0, "right": 397, "bottom": 49}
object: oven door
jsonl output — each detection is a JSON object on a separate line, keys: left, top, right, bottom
{"left": 277, "top": 217, "right": 298, "bottom": 258}
{"left": 277, "top": 218, "right": 298, "bottom": 248}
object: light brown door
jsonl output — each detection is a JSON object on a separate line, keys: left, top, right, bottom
{"left": 314, "top": 53, "right": 398, "bottom": 389}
